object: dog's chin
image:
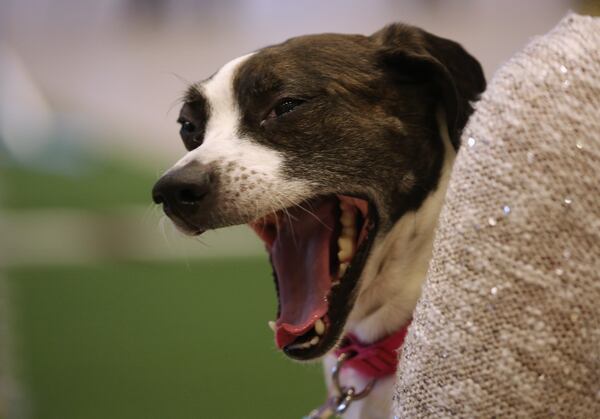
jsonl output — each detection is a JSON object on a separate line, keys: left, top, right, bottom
{"left": 250, "top": 194, "right": 379, "bottom": 361}
{"left": 172, "top": 222, "right": 204, "bottom": 236}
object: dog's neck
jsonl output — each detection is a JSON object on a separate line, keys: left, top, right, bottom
{"left": 346, "top": 110, "right": 456, "bottom": 343}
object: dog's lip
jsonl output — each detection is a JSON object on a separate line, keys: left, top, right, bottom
{"left": 163, "top": 206, "right": 205, "bottom": 236}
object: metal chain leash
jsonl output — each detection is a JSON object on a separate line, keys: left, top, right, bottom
{"left": 304, "top": 353, "right": 376, "bottom": 419}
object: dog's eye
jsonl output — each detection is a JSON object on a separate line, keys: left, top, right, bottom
{"left": 270, "top": 98, "right": 304, "bottom": 118}
{"left": 180, "top": 121, "right": 196, "bottom": 134}
{"left": 177, "top": 118, "right": 203, "bottom": 150}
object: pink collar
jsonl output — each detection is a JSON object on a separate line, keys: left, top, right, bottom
{"left": 334, "top": 320, "right": 411, "bottom": 379}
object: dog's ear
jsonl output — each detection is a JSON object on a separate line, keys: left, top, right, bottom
{"left": 371, "top": 23, "right": 486, "bottom": 149}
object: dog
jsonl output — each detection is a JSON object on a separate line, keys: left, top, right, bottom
{"left": 152, "top": 23, "right": 485, "bottom": 418}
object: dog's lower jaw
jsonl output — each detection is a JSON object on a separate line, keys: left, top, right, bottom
{"left": 321, "top": 110, "right": 456, "bottom": 418}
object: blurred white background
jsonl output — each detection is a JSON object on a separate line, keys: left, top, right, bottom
{"left": 0, "top": 0, "right": 580, "bottom": 164}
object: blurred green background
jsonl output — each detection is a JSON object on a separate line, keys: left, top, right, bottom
{"left": 1, "top": 156, "right": 324, "bottom": 419}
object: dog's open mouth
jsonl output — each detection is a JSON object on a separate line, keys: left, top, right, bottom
{"left": 250, "top": 194, "right": 377, "bottom": 360}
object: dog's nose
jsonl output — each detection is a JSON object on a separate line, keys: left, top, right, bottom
{"left": 152, "top": 164, "right": 211, "bottom": 210}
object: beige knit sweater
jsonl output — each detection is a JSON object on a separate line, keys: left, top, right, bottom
{"left": 394, "top": 13, "right": 600, "bottom": 418}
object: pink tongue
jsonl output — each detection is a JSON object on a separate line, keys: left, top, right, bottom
{"left": 271, "top": 199, "right": 336, "bottom": 349}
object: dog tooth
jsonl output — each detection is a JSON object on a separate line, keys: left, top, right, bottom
{"left": 315, "top": 319, "right": 325, "bottom": 335}
{"left": 310, "top": 336, "right": 320, "bottom": 346}
{"left": 338, "top": 249, "right": 351, "bottom": 261}
{"left": 338, "top": 236, "right": 352, "bottom": 252}
{"left": 288, "top": 341, "right": 306, "bottom": 350}
{"left": 337, "top": 237, "right": 353, "bottom": 261}
{"left": 339, "top": 262, "right": 348, "bottom": 278}
{"left": 268, "top": 321, "right": 276, "bottom": 332}
{"left": 340, "top": 211, "right": 354, "bottom": 227}
{"left": 342, "top": 226, "right": 355, "bottom": 239}
{"left": 340, "top": 201, "right": 352, "bottom": 211}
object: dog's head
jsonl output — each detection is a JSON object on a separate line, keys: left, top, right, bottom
{"left": 153, "top": 23, "right": 485, "bottom": 361}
